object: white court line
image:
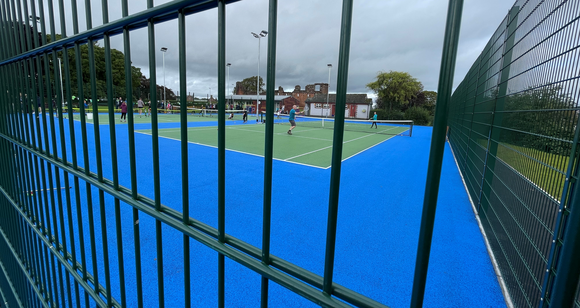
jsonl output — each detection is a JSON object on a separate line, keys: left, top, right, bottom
{"left": 227, "top": 126, "right": 333, "bottom": 142}
{"left": 284, "top": 130, "right": 393, "bottom": 161}
{"left": 134, "top": 130, "right": 328, "bottom": 169}
{"left": 140, "top": 126, "right": 220, "bottom": 133}
{"left": 136, "top": 125, "right": 406, "bottom": 169}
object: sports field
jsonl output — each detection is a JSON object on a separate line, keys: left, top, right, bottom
{"left": 22, "top": 112, "right": 506, "bottom": 307}
{"left": 138, "top": 122, "right": 405, "bottom": 168}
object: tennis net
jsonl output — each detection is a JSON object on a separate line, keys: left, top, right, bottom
{"left": 260, "top": 113, "right": 413, "bottom": 136}
{"left": 189, "top": 108, "right": 250, "bottom": 119}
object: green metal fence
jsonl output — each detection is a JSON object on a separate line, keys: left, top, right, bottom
{"left": 447, "top": 1, "right": 580, "bottom": 307}
{"left": 0, "top": 0, "right": 578, "bottom": 307}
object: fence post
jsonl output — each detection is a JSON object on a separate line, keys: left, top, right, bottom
{"left": 322, "top": 0, "right": 354, "bottom": 295}
{"left": 478, "top": 6, "right": 518, "bottom": 212}
{"left": 548, "top": 146, "right": 580, "bottom": 307}
{"left": 410, "top": 0, "right": 463, "bottom": 306}
{"left": 540, "top": 111, "right": 580, "bottom": 306}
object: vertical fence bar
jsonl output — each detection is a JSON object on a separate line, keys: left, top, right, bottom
{"left": 261, "top": 0, "right": 278, "bottom": 306}
{"left": 479, "top": 6, "right": 518, "bottom": 213}
{"left": 102, "top": 0, "right": 116, "bottom": 301}
{"left": 9, "top": 0, "right": 23, "bottom": 56}
{"left": 6, "top": 0, "right": 18, "bottom": 58}
{"left": 178, "top": 8, "right": 191, "bottom": 308}
{"left": 85, "top": 3, "right": 104, "bottom": 305}
{"left": 0, "top": 0, "right": 9, "bottom": 59}
{"left": 322, "top": 0, "right": 353, "bottom": 295}
{"left": 549, "top": 151, "right": 580, "bottom": 306}
{"left": 146, "top": 0, "right": 164, "bottom": 305}
{"left": 34, "top": 53, "right": 55, "bottom": 305}
{"left": 71, "top": 1, "right": 89, "bottom": 301}
{"left": 60, "top": 44, "right": 77, "bottom": 308}
{"left": 16, "top": 0, "right": 31, "bottom": 53}
{"left": 543, "top": 112, "right": 580, "bottom": 305}
{"left": 4, "top": 0, "right": 17, "bottom": 58}
{"left": 217, "top": 1, "right": 226, "bottom": 307}
{"left": 410, "top": 1, "right": 463, "bottom": 307}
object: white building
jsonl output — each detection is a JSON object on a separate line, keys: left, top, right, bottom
{"left": 305, "top": 94, "right": 372, "bottom": 119}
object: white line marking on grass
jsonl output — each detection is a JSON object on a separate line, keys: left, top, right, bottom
{"left": 284, "top": 131, "right": 386, "bottom": 161}
{"left": 141, "top": 126, "right": 220, "bottom": 133}
{"left": 338, "top": 135, "right": 396, "bottom": 167}
{"left": 134, "top": 130, "right": 328, "bottom": 169}
{"left": 227, "top": 126, "right": 333, "bottom": 142}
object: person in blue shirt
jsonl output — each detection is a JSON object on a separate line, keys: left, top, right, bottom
{"left": 84, "top": 100, "right": 89, "bottom": 117}
{"left": 287, "top": 105, "right": 302, "bottom": 135}
{"left": 370, "top": 111, "right": 378, "bottom": 128}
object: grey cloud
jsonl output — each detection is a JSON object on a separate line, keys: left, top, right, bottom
{"left": 35, "top": 0, "right": 514, "bottom": 98}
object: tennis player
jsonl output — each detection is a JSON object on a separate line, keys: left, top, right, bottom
{"left": 242, "top": 110, "right": 248, "bottom": 123}
{"left": 370, "top": 111, "right": 378, "bottom": 128}
{"left": 287, "top": 105, "right": 302, "bottom": 135}
{"left": 137, "top": 98, "right": 144, "bottom": 117}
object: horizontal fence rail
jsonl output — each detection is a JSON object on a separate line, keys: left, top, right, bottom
{"left": 447, "top": 0, "right": 580, "bottom": 307}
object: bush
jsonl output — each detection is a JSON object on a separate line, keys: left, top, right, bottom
{"left": 404, "top": 107, "right": 430, "bottom": 125}
{"left": 371, "top": 109, "right": 404, "bottom": 120}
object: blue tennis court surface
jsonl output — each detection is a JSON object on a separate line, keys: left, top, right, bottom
{"left": 36, "top": 115, "right": 506, "bottom": 307}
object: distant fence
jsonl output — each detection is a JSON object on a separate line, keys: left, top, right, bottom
{"left": 447, "top": 1, "right": 580, "bottom": 307}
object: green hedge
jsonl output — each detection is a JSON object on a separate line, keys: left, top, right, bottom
{"left": 371, "top": 107, "right": 432, "bottom": 125}
{"left": 404, "top": 107, "right": 430, "bottom": 125}
{"left": 371, "top": 109, "right": 404, "bottom": 120}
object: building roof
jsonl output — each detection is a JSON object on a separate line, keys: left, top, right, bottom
{"left": 225, "top": 95, "right": 291, "bottom": 101}
{"left": 305, "top": 94, "right": 369, "bottom": 104}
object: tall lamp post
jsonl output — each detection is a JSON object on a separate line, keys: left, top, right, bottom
{"left": 227, "top": 63, "right": 231, "bottom": 107}
{"left": 58, "top": 58, "right": 64, "bottom": 109}
{"left": 326, "top": 64, "right": 332, "bottom": 117}
{"left": 160, "top": 47, "right": 167, "bottom": 107}
{"left": 251, "top": 30, "right": 267, "bottom": 121}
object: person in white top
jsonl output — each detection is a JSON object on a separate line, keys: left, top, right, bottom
{"left": 137, "top": 98, "right": 144, "bottom": 118}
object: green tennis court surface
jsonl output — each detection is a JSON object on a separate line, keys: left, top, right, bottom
{"left": 137, "top": 123, "right": 409, "bottom": 168}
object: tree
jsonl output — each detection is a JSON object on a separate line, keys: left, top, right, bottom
{"left": 366, "top": 71, "right": 423, "bottom": 111}
{"left": 502, "top": 86, "right": 577, "bottom": 155}
{"left": 235, "top": 76, "right": 264, "bottom": 95}
{"left": 41, "top": 34, "right": 167, "bottom": 102}
{"left": 410, "top": 90, "right": 437, "bottom": 115}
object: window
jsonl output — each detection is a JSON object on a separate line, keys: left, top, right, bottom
{"left": 315, "top": 103, "right": 322, "bottom": 108}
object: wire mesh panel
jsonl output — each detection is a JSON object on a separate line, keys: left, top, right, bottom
{"left": 0, "top": 0, "right": 417, "bottom": 307}
{"left": 448, "top": 1, "right": 580, "bottom": 307}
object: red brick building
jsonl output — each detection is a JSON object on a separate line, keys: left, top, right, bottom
{"left": 235, "top": 82, "right": 329, "bottom": 109}
{"left": 225, "top": 95, "right": 299, "bottom": 113}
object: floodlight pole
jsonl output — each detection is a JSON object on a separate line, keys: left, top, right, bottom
{"left": 58, "top": 58, "right": 64, "bottom": 107}
{"left": 252, "top": 30, "right": 268, "bottom": 121}
{"left": 227, "top": 63, "right": 231, "bottom": 106}
{"left": 161, "top": 47, "right": 168, "bottom": 106}
{"left": 327, "top": 64, "right": 332, "bottom": 117}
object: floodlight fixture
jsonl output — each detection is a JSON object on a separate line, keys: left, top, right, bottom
{"left": 160, "top": 47, "right": 168, "bottom": 103}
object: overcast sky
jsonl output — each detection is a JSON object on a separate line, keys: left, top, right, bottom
{"left": 37, "top": 0, "right": 515, "bottom": 99}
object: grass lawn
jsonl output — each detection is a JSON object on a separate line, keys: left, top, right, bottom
{"left": 496, "top": 143, "right": 570, "bottom": 200}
